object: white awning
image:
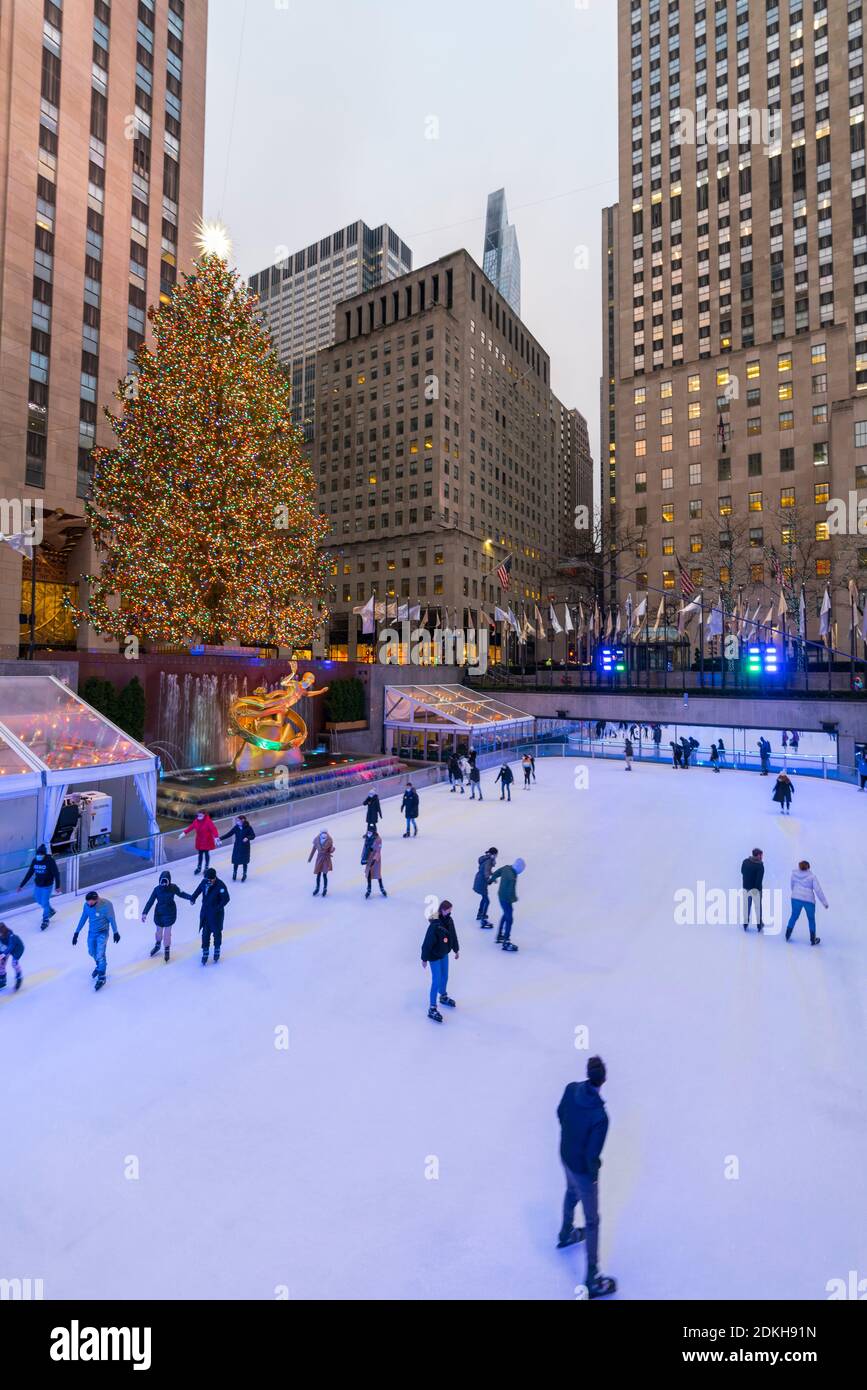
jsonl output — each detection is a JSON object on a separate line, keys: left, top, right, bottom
{"left": 384, "top": 684, "right": 535, "bottom": 735}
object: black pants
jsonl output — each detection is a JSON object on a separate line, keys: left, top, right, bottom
{"left": 744, "top": 888, "right": 763, "bottom": 926}
{"left": 201, "top": 922, "right": 223, "bottom": 957}
{"left": 315, "top": 872, "right": 328, "bottom": 892}
{"left": 232, "top": 864, "right": 247, "bottom": 881}
{"left": 366, "top": 874, "right": 386, "bottom": 896}
{"left": 196, "top": 850, "right": 210, "bottom": 872}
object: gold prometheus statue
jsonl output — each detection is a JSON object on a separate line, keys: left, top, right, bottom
{"left": 227, "top": 662, "right": 327, "bottom": 766}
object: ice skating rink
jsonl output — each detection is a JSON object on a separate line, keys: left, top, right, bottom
{"left": 5, "top": 758, "right": 866, "bottom": 1301}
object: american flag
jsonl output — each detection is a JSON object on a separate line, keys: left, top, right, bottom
{"left": 769, "top": 546, "right": 790, "bottom": 591}
{"left": 496, "top": 553, "right": 513, "bottom": 590}
{"left": 677, "top": 555, "right": 697, "bottom": 598}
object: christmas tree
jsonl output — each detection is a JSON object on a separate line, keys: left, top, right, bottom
{"left": 70, "top": 233, "right": 329, "bottom": 648}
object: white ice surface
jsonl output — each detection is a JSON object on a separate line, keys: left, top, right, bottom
{"left": 4, "top": 758, "right": 866, "bottom": 1301}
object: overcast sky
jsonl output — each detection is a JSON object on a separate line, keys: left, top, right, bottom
{"left": 203, "top": 0, "right": 619, "bottom": 462}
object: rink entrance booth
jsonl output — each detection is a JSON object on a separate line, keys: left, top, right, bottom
{"left": 383, "top": 684, "right": 535, "bottom": 761}
{"left": 0, "top": 675, "right": 159, "bottom": 910}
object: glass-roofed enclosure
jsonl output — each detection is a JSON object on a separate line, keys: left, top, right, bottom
{"left": 0, "top": 676, "right": 159, "bottom": 909}
{"left": 384, "top": 685, "right": 535, "bottom": 761}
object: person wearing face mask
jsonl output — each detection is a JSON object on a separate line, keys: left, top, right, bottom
{"left": 179, "top": 810, "right": 221, "bottom": 874}
{"left": 18, "top": 843, "right": 61, "bottom": 930}
{"left": 308, "top": 829, "right": 335, "bottom": 897}
{"left": 189, "top": 867, "right": 231, "bottom": 965}
{"left": 141, "top": 870, "right": 191, "bottom": 962}
{"left": 222, "top": 814, "right": 256, "bottom": 882}
{"left": 490, "top": 857, "right": 526, "bottom": 952}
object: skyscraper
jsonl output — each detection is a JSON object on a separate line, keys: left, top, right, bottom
{"left": 482, "top": 188, "right": 521, "bottom": 317}
{"left": 248, "top": 221, "right": 412, "bottom": 445}
{"left": 606, "top": 0, "right": 867, "bottom": 635}
{"left": 0, "top": 0, "right": 207, "bottom": 658}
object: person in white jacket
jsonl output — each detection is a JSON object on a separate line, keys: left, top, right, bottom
{"left": 784, "top": 861, "right": 828, "bottom": 946}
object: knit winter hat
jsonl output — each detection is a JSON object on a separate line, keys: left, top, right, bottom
{"left": 514, "top": 858, "right": 526, "bottom": 874}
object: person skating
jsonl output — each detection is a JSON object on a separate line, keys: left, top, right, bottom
{"left": 772, "top": 771, "right": 794, "bottom": 815}
{"left": 490, "top": 857, "right": 525, "bottom": 952}
{"left": 458, "top": 753, "right": 472, "bottom": 786}
{"left": 670, "top": 740, "right": 683, "bottom": 769}
{"left": 421, "top": 900, "right": 460, "bottom": 1022}
{"left": 179, "top": 810, "right": 221, "bottom": 874}
{"left": 308, "top": 829, "right": 334, "bottom": 897}
{"left": 468, "top": 763, "right": 483, "bottom": 799}
{"left": 717, "top": 736, "right": 726, "bottom": 765}
{"left": 141, "top": 870, "right": 191, "bottom": 961}
{"left": 495, "top": 763, "right": 514, "bottom": 801}
{"left": 556, "top": 1057, "right": 617, "bottom": 1299}
{"left": 0, "top": 923, "right": 25, "bottom": 992}
{"left": 709, "top": 743, "right": 721, "bottom": 773}
{"left": 363, "top": 792, "right": 383, "bottom": 829}
{"left": 529, "top": 753, "right": 536, "bottom": 782}
{"left": 447, "top": 753, "right": 465, "bottom": 794}
{"left": 623, "top": 738, "right": 633, "bottom": 772}
{"left": 856, "top": 749, "right": 867, "bottom": 791}
{"left": 189, "top": 867, "right": 231, "bottom": 964}
{"left": 740, "top": 848, "right": 765, "bottom": 932}
{"left": 362, "top": 827, "right": 387, "bottom": 899}
{"left": 758, "top": 737, "right": 772, "bottom": 776}
{"left": 785, "top": 861, "right": 828, "bottom": 945}
{"left": 222, "top": 814, "right": 256, "bottom": 881}
{"left": 72, "top": 891, "right": 120, "bottom": 991}
{"left": 791, "top": 730, "right": 800, "bottom": 753}
{"left": 522, "top": 754, "right": 533, "bottom": 788}
{"left": 473, "top": 846, "right": 498, "bottom": 928}
{"left": 652, "top": 724, "right": 662, "bottom": 757}
{"left": 680, "top": 736, "right": 692, "bottom": 769}
{"left": 400, "top": 781, "right": 420, "bottom": 837}
{"left": 18, "top": 843, "right": 60, "bottom": 930}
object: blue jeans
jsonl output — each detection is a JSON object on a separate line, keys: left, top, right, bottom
{"left": 786, "top": 900, "right": 817, "bottom": 940}
{"left": 405, "top": 817, "right": 417, "bottom": 835}
{"left": 33, "top": 884, "right": 54, "bottom": 920}
{"left": 470, "top": 783, "right": 482, "bottom": 799}
{"left": 88, "top": 928, "right": 108, "bottom": 981}
{"left": 500, "top": 783, "right": 511, "bottom": 800}
{"left": 499, "top": 901, "right": 514, "bottom": 941}
{"left": 429, "top": 956, "right": 448, "bottom": 1007}
{"left": 476, "top": 888, "right": 490, "bottom": 921}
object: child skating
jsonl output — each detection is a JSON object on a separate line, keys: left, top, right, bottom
{"left": 0, "top": 923, "right": 25, "bottom": 992}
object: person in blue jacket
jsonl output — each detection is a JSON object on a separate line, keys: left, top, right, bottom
{"left": 73, "top": 891, "right": 120, "bottom": 992}
{"left": 141, "top": 870, "right": 191, "bottom": 962}
{"left": 18, "top": 843, "right": 61, "bottom": 930}
{"left": 556, "top": 1056, "right": 617, "bottom": 1299}
{"left": 189, "top": 868, "right": 231, "bottom": 965}
{"left": 222, "top": 815, "right": 256, "bottom": 881}
{"left": 0, "top": 923, "right": 25, "bottom": 992}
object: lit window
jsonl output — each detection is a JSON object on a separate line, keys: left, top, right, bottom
{"left": 690, "top": 534, "right": 702, "bottom": 554}
{"left": 746, "top": 360, "right": 760, "bottom": 380}
{"left": 815, "top": 522, "right": 829, "bottom": 541}
{"left": 748, "top": 491, "right": 763, "bottom": 512}
{"left": 662, "top": 536, "right": 675, "bottom": 556}
{"left": 660, "top": 380, "right": 673, "bottom": 398}
{"left": 778, "top": 353, "right": 792, "bottom": 373}
{"left": 716, "top": 368, "right": 730, "bottom": 387}
{"left": 660, "top": 407, "right": 673, "bottom": 426}
{"left": 719, "top": 496, "right": 732, "bottom": 516}
{"left": 816, "top": 559, "right": 831, "bottom": 577}
{"left": 688, "top": 374, "right": 701, "bottom": 393}
{"left": 634, "top": 386, "right": 646, "bottom": 405}
{"left": 780, "top": 488, "right": 795, "bottom": 507}
{"left": 814, "top": 481, "right": 829, "bottom": 504}
{"left": 662, "top": 570, "right": 676, "bottom": 590}
{"left": 661, "top": 435, "right": 673, "bottom": 452}
{"left": 813, "top": 405, "right": 828, "bottom": 424}
{"left": 635, "top": 412, "right": 646, "bottom": 431}
{"left": 635, "top": 439, "right": 647, "bottom": 457}
{"left": 688, "top": 402, "right": 701, "bottom": 420}
{"left": 689, "top": 429, "right": 701, "bottom": 447}
{"left": 811, "top": 342, "right": 826, "bottom": 365}
{"left": 662, "top": 502, "right": 675, "bottom": 522}
{"left": 779, "top": 411, "right": 794, "bottom": 430}
{"left": 778, "top": 382, "right": 793, "bottom": 401}
{"left": 750, "top": 563, "right": 764, "bottom": 583}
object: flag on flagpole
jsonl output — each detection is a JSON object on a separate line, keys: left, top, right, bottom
{"left": 578, "top": 602, "right": 586, "bottom": 638}
{"left": 819, "top": 586, "right": 832, "bottom": 639}
{"left": 352, "top": 593, "right": 377, "bottom": 635}
{"left": 564, "top": 604, "right": 574, "bottom": 633}
{"left": 653, "top": 595, "right": 665, "bottom": 639}
{"left": 549, "top": 603, "right": 563, "bottom": 635}
{"left": 604, "top": 608, "right": 613, "bottom": 639}
{"left": 777, "top": 588, "right": 787, "bottom": 618}
{"left": 624, "top": 593, "right": 633, "bottom": 634}
{"left": 0, "top": 530, "right": 36, "bottom": 556}
{"left": 533, "top": 604, "right": 545, "bottom": 637}
{"left": 678, "top": 592, "right": 703, "bottom": 632}
{"left": 496, "top": 554, "right": 513, "bottom": 590}
{"left": 677, "top": 555, "right": 697, "bottom": 597}
{"left": 632, "top": 595, "right": 647, "bottom": 633}
{"left": 706, "top": 596, "right": 724, "bottom": 639}
{"left": 494, "top": 606, "right": 509, "bottom": 623}
{"left": 798, "top": 586, "right": 807, "bottom": 641}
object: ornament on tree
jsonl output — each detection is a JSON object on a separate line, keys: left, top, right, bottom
{"left": 68, "top": 239, "right": 329, "bottom": 649}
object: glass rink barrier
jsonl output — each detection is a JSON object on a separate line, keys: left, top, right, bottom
{"left": 518, "top": 721, "right": 857, "bottom": 784}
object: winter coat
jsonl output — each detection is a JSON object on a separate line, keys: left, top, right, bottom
{"left": 740, "top": 857, "right": 765, "bottom": 892}
{"left": 473, "top": 852, "right": 496, "bottom": 894}
{"left": 558, "top": 1081, "right": 609, "bottom": 1178}
{"left": 308, "top": 835, "right": 334, "bottom": 874}
{"left": 20, "top": 851, "right": 60, "bottom": 890}
{"left": 421, "top": 913, "right": 460, "bottom": 963}
{"left": 790, "top": 868, "right": 827, "bottom": 907}
{"left": 362, "top": 833, "right": 382, "bottom": 878}
{"left": 624, "top": 740, "right": 634, "bottom": 757}
{"left": 75, "top": 898, "right": 117, "bottom": 941}
{"left": 182, "top": 815, "right": 220, "bottom": 851}
{"left": 363, "top": 795, "right": 382, "bottom": 826}
{"left": 469, "top": 766, "right": 481, "bottom": 785}
{"left": 401, "top": 788, "right": 420, "bottom": 818}
{"left": 223, "top": 821, "right": 256, "bottom": 865}
{"left": 857, "top": 754, "right": 867, "bottom": 777}
{"left": 448, "top": 756, "right": 463, "bottom": 781}
{"left": 496, "top": 765, "right": 514, "bottom": 786}
{"left": 490, "top": 864, "right": 519, "bottom": 905}
{"left": 143, "top": 881, "right": 190, "bottom": 927}
{"left": 459, "top": 757, "right": 471, "bottom": 778}
{"left": 190, "top": 876, "right": 231, "bottom": 929}
{"left": 772, "top": 777, "right": 794, "bottom": 805}
{"left": 0, "top": 931, "right": 24, "bottom": 962}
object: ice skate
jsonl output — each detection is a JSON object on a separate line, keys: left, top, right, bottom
{"left": 427, "top": 1006, "right": 443, "bottom": 1022}
{"left": 556, "top": 1226, "right": 585, "bottom": 1249}
{"left": 439, "top": 994, "right": 456, "bottom": 1008}
{"left": 94, "top": 977, "right": 106, "bottom": 992}
{"left": 502, "top": 941, "right": 518, "bottom": 952}
{"left": 150, "top": 943, "right": 161, "bottom": 957}
{"left": 201, "top": 952, "right": 209, "bottom": 965}
{"left": 14, "top": 974, "right": 22, "bottom": 992}
{"left": 312, "top": 885, "right": 320, "bottom": 896}
{"left": 164, "top": 948, "right": 171, "bottom": 962}
{"left": 587, "top": 1274, "right": 617, "bottom": 1299}
{"left": 810, "top": 937, "right": 821, "bottom": 946}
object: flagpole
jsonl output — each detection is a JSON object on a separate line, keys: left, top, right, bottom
{"left": 28, "top": 542, "right": 37, "bottom": 661}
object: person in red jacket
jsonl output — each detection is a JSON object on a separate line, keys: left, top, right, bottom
{"left": 179, "top": 811, "right": 221, "bottom": 874}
